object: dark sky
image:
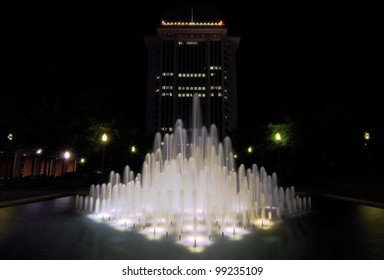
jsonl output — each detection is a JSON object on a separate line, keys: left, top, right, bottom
{"left": 4, "top": 0, "right": 383, "bottom": 130}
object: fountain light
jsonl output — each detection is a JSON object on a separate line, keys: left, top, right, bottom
{"left": 76, "top": 94, "right": 311, "bottom": 251}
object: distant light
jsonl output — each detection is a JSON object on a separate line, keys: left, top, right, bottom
{"left": 247, "top": 146, "right": 253, "bottom": 153}
{"left": 275, "top": 132, "right": 282, "bottom": 142}
{"left": 234, "top": 154, "right": 238, "bottom": 159}
{"left": 131, "top": 146, "right": 136, "bottom": 153}
{"left": 7, "top": 133, "right": 13, "bottom": 141}
{"left": 80, "top": 157, "right": 86, "bottom": 164}
{"left": 36, "top": 148, "right": 43, "bottom": 155}
{"left": 364, "top": 131, "right": 370, "bottom": 141}
{"left": 64, "top": 151, "right": 71, "bottom": 160}
{"left": 101, "top": 133, "right": 108, "bottom": 143}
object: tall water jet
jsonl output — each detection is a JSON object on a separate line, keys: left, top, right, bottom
{"left": 76, "top": 94, "right": 311, "bottom": 250}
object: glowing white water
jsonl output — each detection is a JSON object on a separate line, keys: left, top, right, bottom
{"left": 76, "top": 94, "right": 311, "bottom": 251}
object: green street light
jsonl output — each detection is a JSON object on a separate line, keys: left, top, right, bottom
{"left": 275, "top": 132, "right": 282, "bottom": 142}
{"left": 274, "top": 132, "right": 282, "bottom": 180}
{"left": 247, "top": 146, "right": 253, "bottom": 153}
{"left": 131, "top": 145, "right": 137, "bottom": 153}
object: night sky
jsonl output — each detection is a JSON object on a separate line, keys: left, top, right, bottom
{"left": 3, "top": 1, "right": 383, "bottom": 180}
{"left": 5, "top": 1, "right": 382, "bottom": 121}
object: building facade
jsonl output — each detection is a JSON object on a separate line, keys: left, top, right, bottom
{"left": 144, "top": 19, "right": 240, "bottom": 139}
{"left": 0, "top": 149, "right": 77, "bottom": 180}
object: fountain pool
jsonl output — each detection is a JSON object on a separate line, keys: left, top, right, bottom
{"left": 76, "top": 94, "right": 311, "bottom": 251}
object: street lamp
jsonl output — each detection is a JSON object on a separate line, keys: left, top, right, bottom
{"left": 101, "top": 133, "right": 108, "bottom": 172}
{"left": 275, "top": 132, "right": 282, "bottom": 142}
{"left": 274, "top": 132, "right": 282, "bottom": 180}
{"left": 363, "top": 131, "right": 373, "bottom": 179}
{"left": 35, "top": 148, "right": 43, "bottom": 176}
{"left": 131, "top": 145, "right": 137, "bottom": 153}
{"left": 364, "top": 131, "right": 370, "bottom": 145}
{"left": 63, "top": 150, "right": 71, "bottom": 174}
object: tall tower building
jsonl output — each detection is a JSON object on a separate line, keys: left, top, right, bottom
{"left": 144, "top": 17, "right": 240, "bottom": 138}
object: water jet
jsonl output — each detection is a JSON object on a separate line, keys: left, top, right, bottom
{"left": 76, "top": 94, "right": 311, "bottom": 250}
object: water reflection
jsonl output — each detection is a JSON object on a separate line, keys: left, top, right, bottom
{"left": 0, "top": 196, "right": 383, "bottom": 259}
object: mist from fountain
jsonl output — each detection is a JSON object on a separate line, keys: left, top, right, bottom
{"left": 76, "top": 94, "right": 311, "bottom": 251}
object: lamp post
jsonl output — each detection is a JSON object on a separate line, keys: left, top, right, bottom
{"left": 364, "top": 131, "right": 373, "bottom": 179}
{"left": 36, "top": 148, "right": 43, "bottom": 176}
{"left": 275, "top": 132, "right": 282, "bottom": 180}
{"left": 101, "top": 133, "right": 108, "bottom": 172}
{"left": 63, "top": 150, "right": 71, "bottom": 175}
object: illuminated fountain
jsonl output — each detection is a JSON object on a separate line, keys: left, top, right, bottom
{"left": 76, "top": 94, "right": 311, "bottom": 252}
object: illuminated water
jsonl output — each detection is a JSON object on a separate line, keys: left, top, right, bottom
{"left": 1, "top": 196, "right": 383, "bottom": 259}
{"left": 76, "top": 94, "right": 311, "bottom": 251}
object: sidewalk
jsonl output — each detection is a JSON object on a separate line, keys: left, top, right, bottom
{"left": 0, "top": 185, "right": 90, "bottom": 208}
{"left": 0, "top": 176, "right": 92, "bottom": 208}
{"left": 295, "top": 181, "right": 384, "bottom": 208}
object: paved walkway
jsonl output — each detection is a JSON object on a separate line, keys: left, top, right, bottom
{"left": 295, "top": 182, "right": 384, "bottom": 208}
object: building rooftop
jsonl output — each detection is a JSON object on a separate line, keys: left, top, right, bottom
{"left": 160, "top": 20, "right": 224, "bottom": 27}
